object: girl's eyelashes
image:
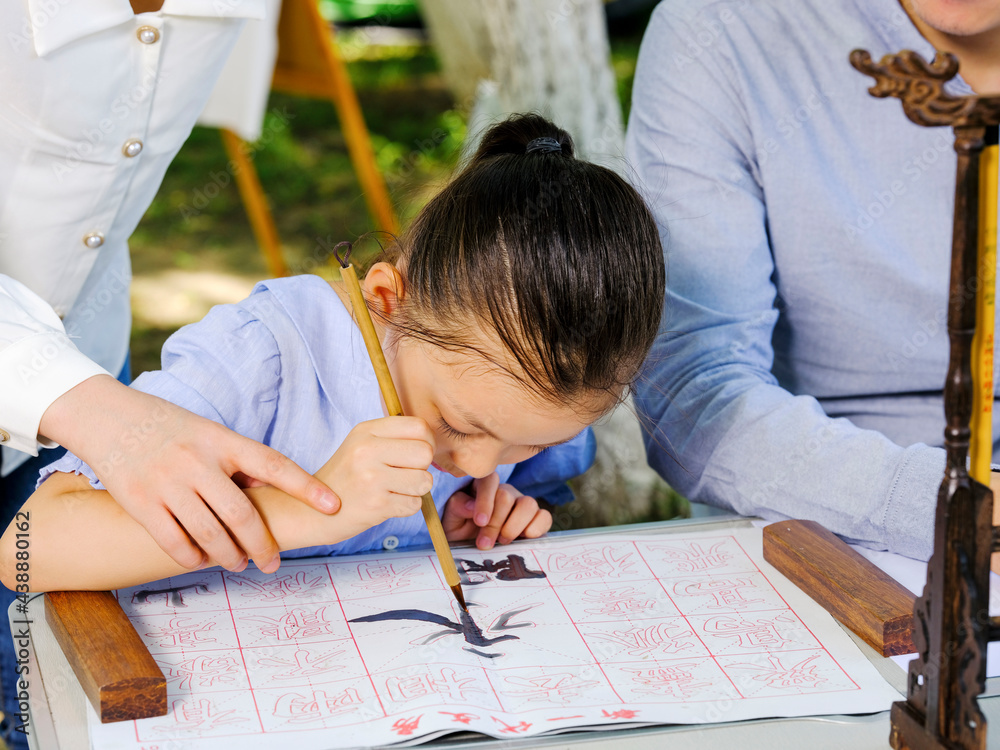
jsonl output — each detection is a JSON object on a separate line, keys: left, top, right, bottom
{"left": 437, "top": 417, "right": 470, "bottom": 441}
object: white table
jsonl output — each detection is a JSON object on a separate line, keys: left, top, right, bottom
{"left": 14, "top": 516, "right": 1000, "bottom": 750}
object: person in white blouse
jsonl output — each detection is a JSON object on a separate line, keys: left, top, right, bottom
{"left": 0, "top": 0, "right": 346, "bottom": 741}
{"left": 0, "top": 5, "right": 343, "bottom": 740}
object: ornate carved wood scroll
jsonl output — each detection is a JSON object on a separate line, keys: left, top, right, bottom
{"left": 850, "top": 49, "right": 1000, "bottom": 750}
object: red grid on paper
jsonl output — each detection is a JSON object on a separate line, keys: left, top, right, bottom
{"left": 109, "top": 534, "right": 864, "bottom": 746}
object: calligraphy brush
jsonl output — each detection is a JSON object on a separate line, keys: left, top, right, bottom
{"left": 332, "top": 241, "right": 468, "bottom": 612}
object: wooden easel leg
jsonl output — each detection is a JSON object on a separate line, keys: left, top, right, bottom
{"left": 220, "top": 128, "right": 289, "bottom": 278}
{"left": 301, "top": 0, "right": 400, "bottom": 235}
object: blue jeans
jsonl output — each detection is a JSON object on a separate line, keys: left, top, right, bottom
{"left": 0, "top": 356, "right": 130, "bottom": 749}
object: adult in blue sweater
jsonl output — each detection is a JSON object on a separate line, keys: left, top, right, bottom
{"left": 628, "top": 0, "right": 1000, "bottom": 559}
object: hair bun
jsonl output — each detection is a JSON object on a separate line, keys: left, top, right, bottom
{"left": 470, "top": 113, "right": 575, "bottom": 164}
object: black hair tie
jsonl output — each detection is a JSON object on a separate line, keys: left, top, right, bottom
{"left": 525, "top": 136, "right": 563, "bottom": 155}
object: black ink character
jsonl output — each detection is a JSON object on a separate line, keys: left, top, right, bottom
{"left": 133, "top": 583, "right": 209, "bottom": 608}
{"left": 350, "top": 603, "right": 538, "bottom": 658}
{"left": 457, "top": 555, "right": 546, "bottom": 586}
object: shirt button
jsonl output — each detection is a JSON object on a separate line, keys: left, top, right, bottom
{"left": 136, "top": 26, "right": 160, "bottom": 44}
{"left": 122, "top": 139, "right": 143, "bottom": 158}
{"left": 83, "top": 232, "right": 104, "bottom": 249}
{"left": 0, "top": 430, "right": 8, "bottom": 444}
{"left": 382, "top": 536, "right": 400, "bottom": 551}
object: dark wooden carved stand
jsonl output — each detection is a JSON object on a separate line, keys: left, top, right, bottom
{"left": 850, "top": 50, "right": 1000, "bottom": 750}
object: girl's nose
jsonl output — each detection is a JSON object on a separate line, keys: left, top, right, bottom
{"left": 452, "top": 444, "right": 503, "bottom": 479}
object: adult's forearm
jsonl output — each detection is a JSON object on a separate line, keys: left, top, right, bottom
{"left": 638, "top": 339, "right": 944, "bottom": 559}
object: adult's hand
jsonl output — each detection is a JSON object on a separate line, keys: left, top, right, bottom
{"left": 38, "top": 375, "right": 340, "bottom": 574}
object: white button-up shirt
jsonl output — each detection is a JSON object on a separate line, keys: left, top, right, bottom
{"left": 0, "top": 0, "right": 266, "bottom": 472}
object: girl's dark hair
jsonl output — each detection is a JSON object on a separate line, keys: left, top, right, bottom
{"left": 384, "top": 113, "right": 665, "bottom": 413}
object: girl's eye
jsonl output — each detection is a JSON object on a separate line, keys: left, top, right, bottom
{"left": 438, "top": 418, "right": 470, "bottom": 441}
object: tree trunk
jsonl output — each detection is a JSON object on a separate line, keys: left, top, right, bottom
{"left": 420, "top": 0, "right": 624, "bottom": 170}
{"left": 418, "top": 0, "right": 679, "bottom": 525}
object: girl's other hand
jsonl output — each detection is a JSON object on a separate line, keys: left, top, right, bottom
{"left": 442, "top": 472, "right": 552, "bottom": 549}
{"left": 314, "top": 416, "right": 435, "bottom": 527}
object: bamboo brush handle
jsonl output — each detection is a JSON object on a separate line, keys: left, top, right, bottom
{"left": 340, "top": 264, "right": 463, "bottom": 590}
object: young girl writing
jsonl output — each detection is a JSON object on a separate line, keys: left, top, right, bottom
{"left": 0, "top": 114, "right": 666, "bottom": 592}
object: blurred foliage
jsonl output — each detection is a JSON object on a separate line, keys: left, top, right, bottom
{"left": 130, "top": 14, "right": 651, "bottom": 371}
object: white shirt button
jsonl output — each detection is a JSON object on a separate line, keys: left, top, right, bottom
{"left": 382, "top": 536, "right": 400, "bottom": 551}
{"left": 136, "top": 26, "right": 160, "bottom": 44}
{"left": 0, "top": 430, "right": 8, "bottom": 444}
{"left": 122, "top": 139, "right": 144, "bottom": 158}
{"left": 83, "top": 232, "right": 104, "bottom": 249}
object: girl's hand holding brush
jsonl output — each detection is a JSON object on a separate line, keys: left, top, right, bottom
{"left": 313, "top": 416, "right": 436, "bottom": 527}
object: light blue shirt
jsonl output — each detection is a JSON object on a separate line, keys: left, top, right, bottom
{"left": 42, "top": 275, "right": 594, "bottom": 557}
{"left": 626, "top": 0, "right": 999, "bottom": 559}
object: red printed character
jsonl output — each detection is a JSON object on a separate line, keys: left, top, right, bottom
{"left": 728, "top": 654, "right": 828, "bottom": 689}
{"left": 502, "top": 673, "right": 600, "bottom": 705}
{"left": 582, "top": 587, "right": 658, "bottom": 618}
{"left": 355, "top": 561, "right": 420, "bottom": 594}
{"left": 256, "top": 646, "right": 346, "bottom": 679}
{"left": 703, "top": 613, "right": 798, "bottom": 649}
{"left": 587, "top": 622, "right": 695, "bottom": 657}
{"left": 675, "top": 578, "right": 764, "bottom": 609}
{"left": 145, "top": 616, "right": 219, "bottom": 649}
{"left": 386, "top": 667, "right": 481, "bottom": 703}
{"left": 546, "top": 545, "right": 635, "bottom": 581}
{"left": 164, "top": 655, "right": 242, "bottom": 690}
{"left": 230, "top": 570, "right": 328, "bottom": 600}
{"left": 625, "top": 664, "right": 713, "bottom": 699}
{"left": 652, "top": 540, "right": 734, "bottom": 573}
{"left": 439, "top": 711, "right": 479, "bottom": 724}
{"left": 492, "top": 717, "right": 532, "bottom": 734}
{"left": 602, "top": 708, "right": 639, "bottom": 720}
{"left": 391, "top": 715, "right": 423, "bottom": 736}
{"left": 158, "top": 698, "right": 247, "bottom": 733}
{"left": 246, "top": 606, "right": 338, "bottom": 641}
{"left": 274, "top": 688, "right": 364, "bottom": 724}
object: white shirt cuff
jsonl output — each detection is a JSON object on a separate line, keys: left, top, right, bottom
{"left": 0, "top": 332, "right": 110, "bottom": 454}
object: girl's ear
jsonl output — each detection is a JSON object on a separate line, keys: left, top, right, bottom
{"left": 363, "top": 261, "right": 405, "bottom": 320}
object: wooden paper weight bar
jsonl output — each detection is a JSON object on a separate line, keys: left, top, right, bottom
{"left": 763, "top": 520, "right": 916, "bottom": 656}
{"left": 45, "top": 590, "right": 166, "bottom": 722}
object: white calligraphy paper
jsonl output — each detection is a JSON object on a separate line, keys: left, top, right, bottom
{"left": 89, "top": 527, "right": 900, "bottom": 748}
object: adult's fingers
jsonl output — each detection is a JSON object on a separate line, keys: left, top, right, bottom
{"left": 135, "top": 505, "right": 207, "bottom": 570}
{"left": 168, "top": 486, "right": 250, "bottom": 572}
{"left": 234, "top": 439, "right": 341, "bottom": 514}
{"left": 197, "top": 470, "right": 281, "bottom": 573}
